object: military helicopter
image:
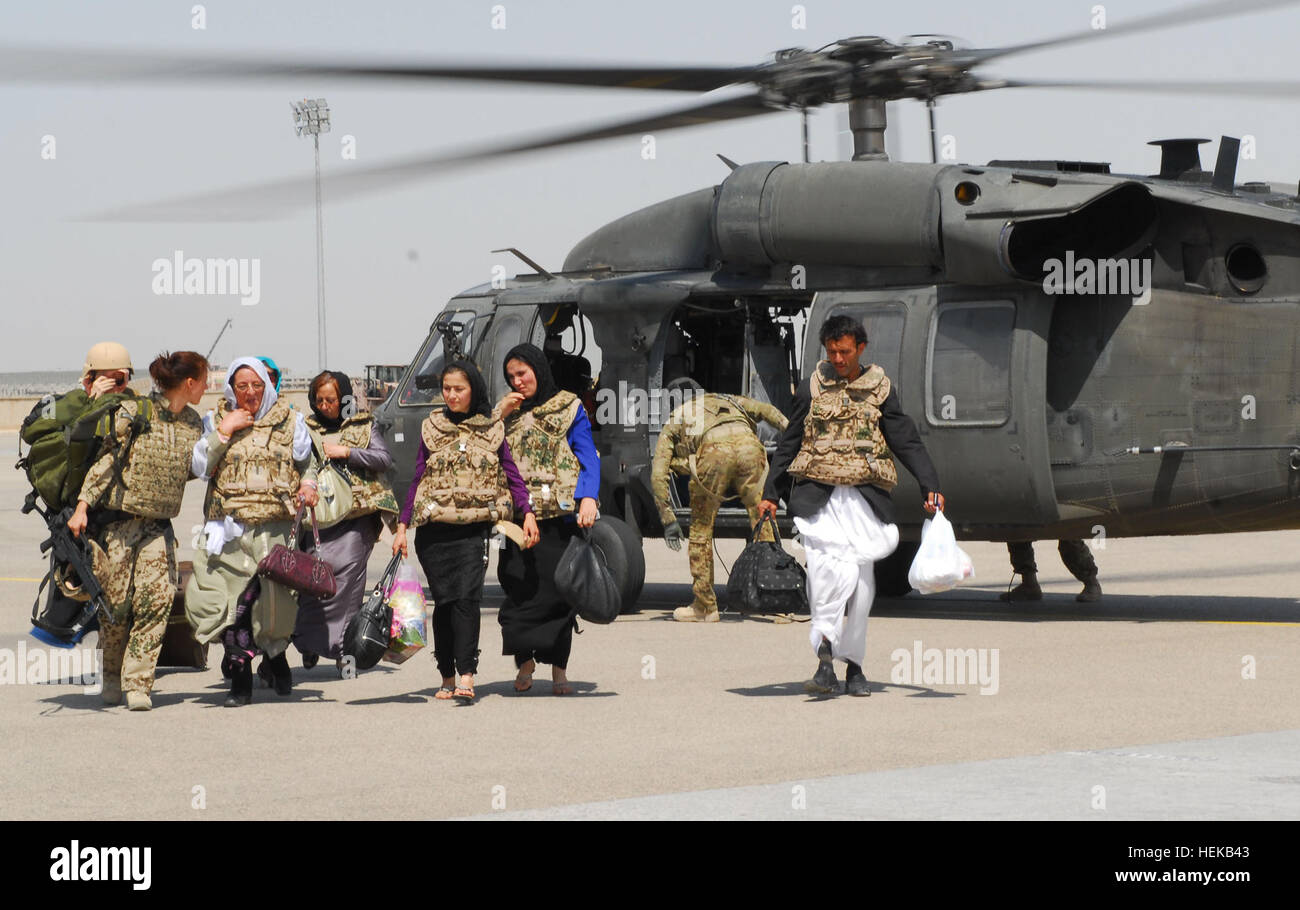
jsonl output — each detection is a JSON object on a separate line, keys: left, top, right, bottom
{"left": 12, "top": 0, "right": 1300, "bottom": 599}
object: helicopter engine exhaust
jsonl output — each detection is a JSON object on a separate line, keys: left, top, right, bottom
{"left": 999, "top": 182, "right": 1158, "bottom": 281}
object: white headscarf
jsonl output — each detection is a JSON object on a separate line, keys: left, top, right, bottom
{"left": 224, "top": 356, "right": 278, "bottom": 420}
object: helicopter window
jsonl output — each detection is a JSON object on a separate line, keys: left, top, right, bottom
{"left": 398, "top": 310, "right": 477, "bottom": 407}
{"left": 926, "top": 302, "right": 1014, "bottom": 427}
{"left": 532, "top": 308, "right": 602, "bottom": 398}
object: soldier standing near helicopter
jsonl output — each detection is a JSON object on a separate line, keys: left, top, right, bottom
{"left": 1001, "top": 541, "right": 1102, "bottom": 603}
{"left": 652, "top": 383, "right": 788, "bottom": 622}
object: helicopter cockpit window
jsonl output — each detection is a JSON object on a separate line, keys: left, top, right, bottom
{"left": 927, "top": 302, "right": 1014, "bottom": 427}
{"left": 398, "top": 311, "right": 477, "bottom": 407}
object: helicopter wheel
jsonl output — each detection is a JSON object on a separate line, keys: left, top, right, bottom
{"left": 588, "top": 516, "right": 646, "bottom": 614}
{"left": 874, "top": 540, "right": 919, "bottom": 598}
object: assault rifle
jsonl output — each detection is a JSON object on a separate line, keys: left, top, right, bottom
{"left": 23, "top": 493, "right": 114, "bottom": 648}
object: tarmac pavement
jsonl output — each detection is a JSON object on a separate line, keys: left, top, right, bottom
{"left": 1, "top": 430, "right": 1298, "bottom": 820}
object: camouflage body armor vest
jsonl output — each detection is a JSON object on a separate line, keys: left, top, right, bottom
{"left": 678, "top": 394, "right": 756, "bottom": 446}
{"left": 411, "top": 410, "right": 512, "bottom": 526}
{"left": 306, "top": 413, "right": 400, "bottom": 524}
{"left": 789, "top": 361, "right": 898, "bottom": 490}
{"left": 95, "top": 394, "right": 203, "bottom": 519}
{"left": 503, "top": 391, "right": 582, "bottom": 520}
{"left": 205, "top": 398, "right": 301, "bottom": 523}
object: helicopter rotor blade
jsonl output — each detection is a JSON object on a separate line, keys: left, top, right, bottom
{"left": 964, "top": 0, "right": 1299, "bottom": 66}
{"left": 82, "top": 93, "right": 776, "bottom": 221}
{"left": 0, "top": 45, "right": 759, "bottom": 92}
{"left": 995, "top": 77, "right": 1300, "bottom": 97}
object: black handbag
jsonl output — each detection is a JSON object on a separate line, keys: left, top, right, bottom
{"left": 554, "top": 529, "right": 622, "bottom": 625}
{"left": 342, "top": 553, "right": 401, "bottom": 671}
{"left": 726, "top": 516, "right": 809, "bottom": 614}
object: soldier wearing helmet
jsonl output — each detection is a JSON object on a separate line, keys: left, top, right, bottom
{"left": 81, "top": 341, "right": 135, "bottom": 400}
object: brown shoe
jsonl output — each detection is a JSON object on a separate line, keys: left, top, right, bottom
{"left": 125, "top": 691, "right": 152, "bottom": 711}
{"left": 672, "top": 604, "right": 720, "bottom": 623}
{"left": 100, "top": 676, "right": 121, "bottom": 706}
{"left": 999, "top": 576, "right": 1043, "bottom": 602}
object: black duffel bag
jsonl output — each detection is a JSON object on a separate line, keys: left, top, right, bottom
{"left": 342, "top": 554, "right": 402, "bottom": 672}
{"left": 726, "top": 516, "right": 809, "bottom": 615}
{"left": 554, "top": 528, "right": 622, "bottom": 625}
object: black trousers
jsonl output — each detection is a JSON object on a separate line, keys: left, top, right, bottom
{"left": 414, "top": 523, "right": 490, "bottom": 678}
{"left": 497, "top": 517, "right": 578, "bottom": 670}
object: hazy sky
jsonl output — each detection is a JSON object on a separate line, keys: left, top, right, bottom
{"left": 3, "top": 0, "right": 1298, "bottom": 377}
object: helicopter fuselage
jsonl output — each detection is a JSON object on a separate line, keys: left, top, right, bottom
{"left": 375, "top": 156, "right": 1300, "bottom": 548}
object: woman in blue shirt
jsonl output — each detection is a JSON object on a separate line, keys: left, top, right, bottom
{"left": 496, "top": 343, "right": 601, "bottom": 695}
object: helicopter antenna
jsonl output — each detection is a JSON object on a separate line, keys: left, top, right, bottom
{"left": 801, "top": 106, "right": 810, "bottom": 163}
{"left": 492, "top": 247, "right": 556, "bottom": 279}
{"left": 716, "top": 153, "right": 740, "bottom": 171}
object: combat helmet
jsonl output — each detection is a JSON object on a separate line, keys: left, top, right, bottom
{"left": 82, "top": 341, "right": 134, "bottom": 380}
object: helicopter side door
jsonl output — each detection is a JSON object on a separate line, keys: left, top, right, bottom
{"left": 804, "top": 287, "right": 1058, "bottom": 531}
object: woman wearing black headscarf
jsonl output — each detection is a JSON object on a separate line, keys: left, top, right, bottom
{"left": 293, "top": 370, "right": 400, "bottom": 672}
{"left": 496, "top": 343, "right": 601, "bottom": 696}
{"left": 394, "top": 360, "right": 536, "bottom": 704}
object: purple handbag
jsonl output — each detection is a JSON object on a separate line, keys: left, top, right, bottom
{"left": 257, "top": 506, "right": 337, "bottom": 598}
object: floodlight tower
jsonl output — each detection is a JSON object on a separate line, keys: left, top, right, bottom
{"left": 291, "top": 97, "right": 331, "bottom": 372}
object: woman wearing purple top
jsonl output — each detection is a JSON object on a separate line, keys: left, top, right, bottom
{"left": 393, "top": 360, "right": 536, "bottom": 704}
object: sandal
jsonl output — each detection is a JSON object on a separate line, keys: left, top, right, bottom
{"left": 552, "top": 679, "right": 574, "bottom": 696}
{"left": 453, "top": 675, "right": 476, "bottom": 704}
{"left": 514, "top": 659, "right": 535, "bottom": 693}
{"left": 434, "top": 685, "right": 456, "bottom": 700}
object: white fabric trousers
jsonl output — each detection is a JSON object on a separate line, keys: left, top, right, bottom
{"left": 794, "top": 486, "right": 900, "bottom": 666}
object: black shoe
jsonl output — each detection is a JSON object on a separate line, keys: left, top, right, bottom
{"left": 845, "top": 662, "right": 871, "bottom": 697}
{"left": 804, "top": 641, "right": 838, "bottom": 694}
{"left": 1076, "top": 579, "right": 1102, "bottom": 603}
{"left": 301, "top": 652, "right": 319, "bottom": 670}
{"left": 220, "top": 654, "right": 233, "bottom": 679}
{"left": 256, "top": 660, "right": 273, "bottom": 689}
{"left": 225, "top": 662, "right": 253, "bottom": 707}
{"left": 268, "top": 652, "right": 293, "bottom": 696}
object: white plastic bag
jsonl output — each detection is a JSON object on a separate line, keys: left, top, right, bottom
{"left": 907, "top": 511, "right": 975, "bottom": 594}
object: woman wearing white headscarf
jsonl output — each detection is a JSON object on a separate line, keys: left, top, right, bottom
{"left": 185, "top": 357, "right": 319, "bottom": 707}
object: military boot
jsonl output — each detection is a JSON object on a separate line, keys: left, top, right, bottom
{"left": 100, "top": 674, "right": 121, "bottom": 706}
{"left": 1076, "top": 577, "right": 1102, "bottom": 603}
{"left": 672, "top": 603, "right": 719, "bottom": 623}
{"left": 999, "top": 573, "right": 1043, "bottom": 602}
{"left": 125, "top": 690, "right": 152, "bottom": 711}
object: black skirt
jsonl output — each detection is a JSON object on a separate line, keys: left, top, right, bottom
{"left": 497, "top": 517, "right": 579, "bottom": 662}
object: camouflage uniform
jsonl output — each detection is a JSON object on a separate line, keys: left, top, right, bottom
{"left": 651, "top": 393, "right": 788, "bottom": 615}
{"left": 78, "top": 393, "right": 203, "bottom": 696}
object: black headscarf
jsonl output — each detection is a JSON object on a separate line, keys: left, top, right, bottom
{"left": 441, "top": 359, "right": 491, "bottom": 424}
{"left": 502, "top": 343, "right": 559, "bottom": 413}
{"left": 309, "top": 370, "right": 354, "bottom": 432}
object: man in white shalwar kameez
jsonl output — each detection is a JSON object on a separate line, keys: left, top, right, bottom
{"left": 761, "top": 316, "right": 943, "bottom": 696}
